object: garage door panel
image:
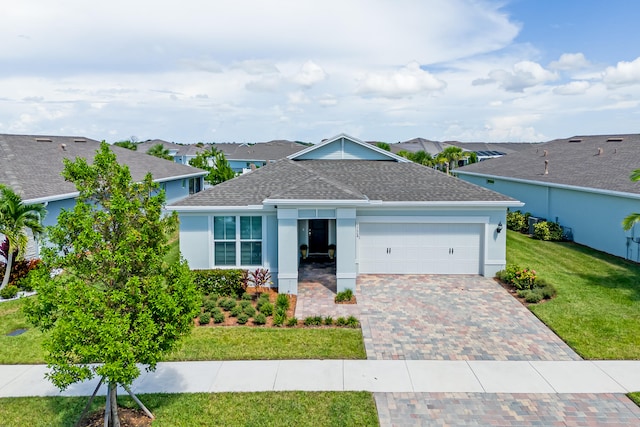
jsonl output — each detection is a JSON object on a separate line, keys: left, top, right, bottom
{"left": 358, "top": 222, "right": 482, "bottom": 275}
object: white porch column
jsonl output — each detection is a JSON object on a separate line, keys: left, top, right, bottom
{"left": 336, "top": 208, "right": 357, "bottom": 293}
{"left": 277, "top": 208, "right": 298, "bottom": 295}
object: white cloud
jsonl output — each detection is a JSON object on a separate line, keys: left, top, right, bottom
{"left": 602, "top": 57, "right": 640, "bottom": 88}
{"left": 287, "top": 91, "right": 310, "bottom": 105}
{"left": 473, "top": 61, "right": 558, "bottom": 92}
{"left": 356, "top": 62, "right": 446, "bottom": 98}
{"left": 291, "top": 61, "right": 327, "bottom": 88}
{"left": 549, "top": 53, "right": 590, "bottom": 70}
{"left": 318, "top": 94, "right": 338, "bottom": 107}
{"left": 553, "top": 81, "right": 590, "bottom": 95}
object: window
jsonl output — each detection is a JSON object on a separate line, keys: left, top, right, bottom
{"left": 241, "top": 216, "right": 262, "bottom": 265}
{"left": 189, "top": 177, "right": 202, "bottom": 195}
{"left": 213, "top": 216, "right": 262, "bottom": 266}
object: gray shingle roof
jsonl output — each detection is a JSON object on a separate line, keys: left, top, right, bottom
{"left": 456, "top": 134, "right": 640, "bottom": 195}
{"left": 171, "top": 158, "right": 515, "bottom": 207}
{"left": 0, "top": 134, "right": 205, "bottom": 201}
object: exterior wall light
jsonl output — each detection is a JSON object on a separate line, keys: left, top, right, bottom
{"left": 496, "top": 221, "right": 503, "bottom": 233}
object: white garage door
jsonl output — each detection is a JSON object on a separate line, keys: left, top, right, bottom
{"left": 358, "top": 222, "right": 482, "bottom": 274}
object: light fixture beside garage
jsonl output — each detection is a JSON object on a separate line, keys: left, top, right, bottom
{"left": 496, "top": 221, "right": 503, "bottom": 233}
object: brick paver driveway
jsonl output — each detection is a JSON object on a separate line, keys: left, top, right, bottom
{"left": 356, "top": 274, "right": 580, "bottom": 361}
{"left": 297, "top": 273, "right": 640, "bottom": 426}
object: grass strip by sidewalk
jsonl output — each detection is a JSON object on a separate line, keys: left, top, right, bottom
{"left": 507, "top": 230, "right": 640, "bottom": 359}
{"left": 0, "top": 298, "right": 366, "bottom": 364}
{"left": 0, "top": 391, "right": 379, "bottom": 427}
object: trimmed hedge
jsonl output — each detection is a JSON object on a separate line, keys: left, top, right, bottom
{"left": 193, "top": 269, "right": 245, "bottom": 297}
{"left": 533, "top": 221, "right": 563, "bottom": 241}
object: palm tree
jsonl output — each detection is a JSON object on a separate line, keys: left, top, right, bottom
{"left": 623, "top": 169, "right": 640, "bottom": 231}
{"left": 146, "top": 143, "right": 172, "bottom": 160}
{"left": 439, "top": 146, "right": 471, "bottom": 174}
{"left": 0, "top": 186, "right": 46, "bottom": 290}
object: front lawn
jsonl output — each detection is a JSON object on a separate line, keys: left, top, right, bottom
{"left": 0, "top": 298, "right": 366, "bottom": 364}
{"left": 0, "top": 391, "right": 379, "bottom": 426}
{"left": 507, "top": 230, "right": 640, "bottom": 359}
{"left": 167, "top": 326, "right": 365, "bottom": 361}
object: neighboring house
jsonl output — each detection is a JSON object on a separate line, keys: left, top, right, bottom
{"left": 0, "top": 134, "right": 206, "bottom": 257}
{"left": 138, "top": 139, "right": 308, "bottom": 173}
{"left": 456, "top": 134, "right": 640, "bottom": 261}
{"left": 170, "top": 134, "right": 521, "bottom": 295}
{"left": 372, "top": 138, "right": 537, "bottom": 163}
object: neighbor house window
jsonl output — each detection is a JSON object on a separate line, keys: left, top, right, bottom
{"left": 213, "top": 216, "right": 262, "bottom": 266}
{"left": 189, "top": 177, "right": 202, "bottom": 195}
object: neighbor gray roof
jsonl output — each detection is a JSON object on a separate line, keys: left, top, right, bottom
{"left": 0, "top": 134, "right": 206, "bottom": 201}
{"left": 370, "top": 138, "right": 536, "bottom": 157}
{"left": 456, "top": 134, "right": 640, "bottom": 195}
{"left": 171, "top": 158, "right": 516, "bottom": 207}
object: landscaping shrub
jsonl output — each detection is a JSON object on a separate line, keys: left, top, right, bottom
{"left": 0, "top": 285, "right": 19, "bottom": 300}
{"left": 276, "top": 294, "right": 290, "bottom": 311}
{"left": 513, "top": 268, "right": 537, "bottom": 291}
{"left": 230, "top": 305, "right": 242, "bottom": 317}
{"left": 286, "top": 317, "right": 298, "bottom": 327}
{"left": 506, "top": 210, "right": 530, "bottom": 233}
{"left": 533, "top": 221, "right": 563, "bottom": 241}
{"left": 219, "top": 297, "right": 237, "bottom": 311}
{"left": 253, "top": 313, "right": 267, "bottom": 325}
{"left": 198, "top": 312, "right": 211, "bottom": 326}
{"left": 496, "top": 264, "right": 520, "bottom": 284}
{"left": 192, "top": 269, "right": 244, "bottom": 297}
{"left": 249, "top": 268, "right": 272, "bottom": 292}
{"left": 203, "top": 299, "right": 218, "bottom": 313}
{"left": 273, "top": 310, "right": 286, "bottom": 326}
{"left": 240, "top": 300, "right": 252, "bottom": 309}
{"left": 241, "top": 292, "right": 252, "bottom": 301}
{"left": 212, "top": 310, "right": 225, "bottom": 324}
{"left": 523, "top": 290, "right": 543, "bottom": 304}
{"left": 259, "top": 302, "right": 274, "bottom": 316}
{"left": 237, "top": 313, "right": 249, "bottom": 324}
{"left": 324, "top": 316, "right": 334, "bottom": 326}
{"left": 243, "top": 305, "right": 256, "bottom": 317}
{"left": 346, "top": 316, "right": 360, "bottom": 328}
{"left": 336, "top": 317, "right": 347, "bottom": 327}
{"left": 255, "top": 294, "right": 268, "bottom": 311}
{"left": 304, "top": 316, "right": 323, "bottom": 326}
{"left": 0, "top": 258, "right": 41, "bottom": 290}
{"left": 335, "top": 288, "right": 353, "bottom": 303}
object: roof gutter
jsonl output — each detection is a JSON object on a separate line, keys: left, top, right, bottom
{"left": 455, "top": 170, "right": 640, "bottom": 201}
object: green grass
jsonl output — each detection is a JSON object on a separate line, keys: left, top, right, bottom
{"left": 628, "top": 392, "right": 640, "bottom": 406}
{"left": 0, "top": 298, "right": 46, "bottom": 364}
{"left": 0, "top": 391, "right": 379, "bottom": 426}
{"left": 507, "top": 230, "right": 640, "bottom": 359}
{"left": 0, "top": 298, "right": 366, "bottom": 364}
{"left": 167, "top": 326, "right": 366, "bottom": 361}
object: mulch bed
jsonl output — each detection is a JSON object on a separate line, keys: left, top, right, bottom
{"left": 196, "top": 288, "right": 297, "bottom": 327}
{"left": 496, "top": 278, "right": 553, "bottom": 307}
{"left": 81, "top": 408, "right": 152, "bottom": 427}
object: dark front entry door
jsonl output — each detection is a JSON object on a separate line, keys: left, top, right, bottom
{"left": 308, "top": 219, "right": 328, "bottom": 253}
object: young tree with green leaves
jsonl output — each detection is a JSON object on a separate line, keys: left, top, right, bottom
{"left": 189, "top": 146, "right": 236, "bottom": 185}
{"left": 375, "top": 142, "right": 391, "bottom": 151}
{"left": 0, "top": 185, "right": 46, "bottom": 290}
{"left": 24, "top": 142, "right": 199, "bottom": 426}
{"left": 146, "top": 143, "right": 172, "bottom": 160}
{"left": 623, "top": 169, "right": 640, "bottom": 231}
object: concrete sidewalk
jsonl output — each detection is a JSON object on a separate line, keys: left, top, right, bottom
{"left": 2, "top": 360, "right": 640, "bottom": 398}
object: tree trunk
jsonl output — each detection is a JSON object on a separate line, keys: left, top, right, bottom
{"left": 108, "top": 383, "right": 121, "bottom": 427}
{"left": 1, "top": 250, "right": 14, "bottom": 291}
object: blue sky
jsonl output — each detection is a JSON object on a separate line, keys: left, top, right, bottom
{"left": 1, "top": 1, "right": 640, "bottom": 144}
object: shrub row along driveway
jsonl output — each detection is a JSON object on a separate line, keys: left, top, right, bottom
{"left": 355, "top": 274, "right": 580, "bottom": 361}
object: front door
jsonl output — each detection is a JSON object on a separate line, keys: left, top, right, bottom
{"left": 308, "top": 219, "right": 328, "bottom": 253}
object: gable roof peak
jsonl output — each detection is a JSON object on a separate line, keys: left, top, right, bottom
{"left": 288, "top": 133, "right": 410, "bottom": 162}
